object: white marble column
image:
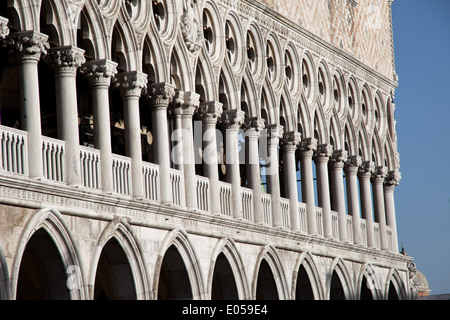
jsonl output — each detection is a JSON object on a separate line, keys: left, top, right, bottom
{"left": 181, "top": 92, "right": 200, "bottom": 210}
{"left": 313, "top": 144, "right": 334, "bottom": 239}
{"left": 372, "top": 166, "right": 389, "bottom": 251}
{"left": 281, "top": 131, "right": 302, "bottom": 232}
{"left": 358, "top": 161, "right": 376, "bottom": 248}
{"left": 80, "top": 59, "right": 117, "bottom": 193}
{"left": 299, "top": 138, "right": 318, "bottom": 235}
{"left": 345, "top": 155, "right": 363, "bottom": 245}
{"left": 384, "top": 170, "right": 401, "bottom": 252}
{"left": 114, "top": 71, "right": 147, "bottom": 199}
{"left": 243, "top": 117, "right": 265, "bottom": 224}
{"left": 266, "top": 124, "right": 284, "bottom": 228}
{"left": 221, "top": 109, "right": 245, "bottom": 220}
{"left": 199, "top": 101, "right": 223, "bottom": 215}
{"left": 45, "top": 46, "right": 86, "bottom": 187}
{"left": 329, "top": 150, "right": 348, "bottom": 242}
{"left": 147, "top": 82, "right": 175, "bottom": 205}
{"left": 5, "top": 31, "right": 48, "bottom": 179}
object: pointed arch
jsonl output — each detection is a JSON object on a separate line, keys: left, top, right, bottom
{"left": 89, "top": 218, "right": 150, "bottom": 300}
{"left": 371, "top": 132, "right": 384, "bottom": 166}
{"left": 344, "top": 116, "right": 358, "bottom": 156}
{"left": 385, "top": 268, "right": 407, "bottom": 300}
{"left": 292, "top": 252, "right": 324, "bottom": 300}
{"left": 260, "top": 84, "right": 277, "bottom": 125}
{"left": 11, "top": 207, "right": 85, "bottom": 300}
{"left": 0, "top": 241, "right": 9, "bottom": 300}
{"left": 252, "top": 245, "right": 289, "bottom": 300}
{"left": 357, "top": 263, "right": 382, "bottom": 300}
{"left": 328, "top": 111, "right": 342, "bottom": 150}
{"left": 208, "top": 238, "right": 250, "bottom": 300}
{"left": 241, "top": 71, "right": 259, "bottom": 117}
{"left": 143, "top": 33, "right": 168, "bottom": 84}
{"left": 195, "top": 54, "right": 217, "bottom": 102}
{"left": 298, "top": 95, "right": 312, "bottom": 138}
{"left": 111, "top": 14, "right": 141, "bottom": 72}
{"left": 218, "top": 65, "right": 239, "bottom": 110}
{"left": 313, "top": 108, "right": 330, "bottom": 145}
{"left": 153, "top": 229, "right": 204, "bottom": 300}
{"left": 358, "top": 127, "right": 370, "bottom": 161}
{"left": 328, "top": 258, "right": 353, "bottom": 300}
{"left": 280, "top": 86, "right": 296, "bottom": 131}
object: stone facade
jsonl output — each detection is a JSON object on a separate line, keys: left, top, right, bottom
{"left": 0, "top": 0, "right": 413, "bottom": 300}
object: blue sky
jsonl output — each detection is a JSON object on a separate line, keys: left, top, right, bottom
{"left": 392, "top": 0, "right": 450, "bottom": 295}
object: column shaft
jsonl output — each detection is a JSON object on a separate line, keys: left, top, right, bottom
{"left": 114, "top": 71, "right": 147, "bottom": 199}
{"left": 81, "top": 60, "right": 117, "bottom": 193}
{"left": 358, "top": 161, "right": 376, "bottom": 248}
{"left": 9, "top": 32, "right": 49, "bottom": 179}
{"left": 148, "top": 83, "right": 175, "bottom": 204}
{"left": 299, "top": 138, "right": 318, "bottom": 235}
{"left": 372, "top": 166, "right": 389, "bottom": 251}
{"left": 282, "top": 132, "right": 301, "bottom": 231}
{"left": 46, "top": 46, "right": 86, "bottom": 187}
{"left": 345, "top": 156, "right": 363, "bottom": 245}
{"left": 221, "top": 109, "right": 245, "bottom": 220}
{"left": 314, "top": 144, "right": 333, "bottom": 238}
{"left": 330, "top": 150, "right": 348, "bottom": 242}
{"left": 266, "top": 124, "right": 284, "bottom": 228}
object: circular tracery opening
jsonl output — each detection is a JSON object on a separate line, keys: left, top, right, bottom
{"left": 266, "top": 42, "right": 276, "bottom": 81}
{"left": 153, "top": 0, "right": 166, "bottom": 32}
{"left": 203, "top": 11, "right": 214, "bottom": 52}
{"left": 225, "top": 22, "right": 236, "bottom": 64}
{"left": 302, "top": 59, "right": 311, "bottom": 98}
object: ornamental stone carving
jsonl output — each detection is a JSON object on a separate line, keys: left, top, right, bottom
{"left": 146, "top": 82, "right": 176, "bottom": 109}
{"left": 3, "top": 31, "right": 49, "bottom": 61}
{"left": 345, "top": 155, "right": 363, "bottom": 175}
{"left": 113, "top": 71, "right": 148, "bottom": 98}
{"left": 220, "top": 109, "right": 245, "bottom": 130}
{"left": 329, "top": 150, "right": 348, "bottom": 169}
{"left": 199, "top": 101, "right": 223, "bottom": 125}
{"left": 45, "top": 46, "right": 86, "bottom": 75}
{"left": 314, "top": 144, "right": 333, "bottom": 162}
{"left": 298, "top": 138, "right": 318, "bottom": 158}
{"left": 80, "top": 59, "right": 118, "bottom": 88}
{"left": 0, "top": 17, "right": 9, "bottom": 40}
{"left": 181, "top": 1, "right": 203, "bottom": 54}
{"left": 281, "top": 131, "right": 301, "bottom": 152}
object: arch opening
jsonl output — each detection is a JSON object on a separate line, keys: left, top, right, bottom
{"left": 93, "top": 237, "right": 137, "bottom": 300}
{"left": 211, "top": 253, "right": 239, "bottom": 300}
{"left": 16, "top": 228, "right": 70, "bottom": 300}
{"left": 295, "top": 264, "right": 314, "bottom": 300}
{"left": 255, "top": 259, "right": 279, "bottom": 300}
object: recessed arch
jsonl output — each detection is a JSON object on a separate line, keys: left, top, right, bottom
{"left": 328, "top": 258, "right": 353, "bottom": 300}
{"left": 11, "top": 208, "right": 85, "bottom": 300}
{"left": 386, "top": 269, "right": 407, "bottom": 300}
{"left": 153, "top": 229, "right": 204, "bottom": 300}
{"left": 252, "top": 246, "right": 288, "bottom": 300}
{"left": 89, "top": 219, "right": 150, "bottom": 300}
{"left": 358, "top": 264, "right": 382, "bottom": 300}
{"left": 292, "top": 252, "right": 323, "bottom": 300}
{"left": 208, "top": 238, "right": 249, "bottom": 300}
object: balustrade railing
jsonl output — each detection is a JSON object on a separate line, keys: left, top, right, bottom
{"left": 241, "top": 187, "right": 253, "bottom": 221}
{"left": 169, "top": 169, "right": 183, "bottom": 206}
{"left": 280, "top": 198, "right": 290, "bottom": 229}
{"left": 0, "top": 126, "right": 27, "bottom": 175}
{"left": 298, "top": 203, "right": 307, "bottom": 234}
{"left": 196, "top": 175, "right": 210, "bottom": 212}
{"left": 261, "top": 194, "right": 272, "bottom": 226}
{"left": 360, "top": 219, "right": 368, "bottom": 247}
{"left": 331, "top": 211, "right": 339, "bottom": 240}
{"left": 316, "top": 207, "right": 324, "bottom": 237}
{"left": 42, "top": 136, "right": 65, "bottom": 182}
{"left": 346, "top": 215, "right": 353, "bottom": 243}
{"left": 373, "top": 222, "right": 381, "bottom": 250}
{"left": 112, "top": 154, "right": 131, "bottom": 195}
{"left": 80, "top": 146, "right": 100, "bottom": 189}
{"left": 143, "top": 162, "right": 159, "bottom": 202}
{"left": 219, "top": 181, "right": 232, "bottom": 216}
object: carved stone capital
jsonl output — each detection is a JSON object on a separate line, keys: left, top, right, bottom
{"left": 0, "top": 17, "right": 9, "bottom": 40}
{"left": 265, "top": 124, "right": 284, "bottom": 145}
{"left": 198, "top": 101, "right": 223, "bottom": 126}
{"left": 114, "top": 71, "right": 148, "bottom": 98}
{"left": 3, "top": 31, "right": 49, "bottom": 62}
{"left": 329, "top": 150, "right": 348, "bottom": 169}
{"left": 243, "top": 117, "right": 265, "bottom": 132}
{"left": 146, "top": 82, "right": 175, "bottom": 109}
{"left": 298, "top": 138, "right": 318, "bottom": 159}
{"left": 45, "top": 46, "right": 86, "bottom": 75}
{"left": 371, "top": 166, "right": 388, "bottom": 183}
{"left": 385, "top": 170, "right": 401, "bottom": 189}
{"left": 80, "top": 59, "right": 118, "bottom": 88}
{"left": 345, "top": 155, "right": 362, "bottom": 175}
{"left": 220, "top": 109, "right": 245, "bottom": 130}
{"left": 281, "top": 131, "right": 301, "bottom": 153}
{"left": 358, "top": 161, "right": 375, "bottom": 179}
{"left": 313, "top": 144, "right": 333, "bottom": 163}
{"left": 181, "top": 91, "right": 201, "bottom": 117}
